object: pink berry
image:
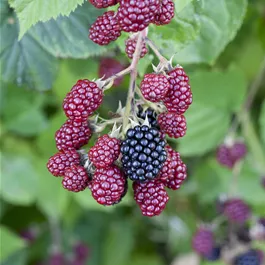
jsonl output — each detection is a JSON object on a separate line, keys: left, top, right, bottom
{"left": 125, "top": 37, "right": 148, "bottom": 59}
{"left": 117, "top": 0, "right": 160, "bottom": 32}
{"left": 62, "top": 166, "right": 90, "bottom": 192}
{"left": 89, "top": 11, "right": 121, "bottom": 45}
{"left": 89, "top": 0, "right": 118, "bottom": 8}
{"left": 192, "top": 227, "right": 214, "bottom": 256}
{"left": 158, "top": 112, "right": 187, "bottom": 139}
{"left": 163, "top": 66, "right": 193, "bottom": 114}
{"left": 63, "top": 79, "right": 103, "bottom": 121}
{"left": 88, "top": 134, "right": 121, "bottom": 168}
{"left": 55, "top": 120, "right": 92, "bottom": 151}
{"left": 91, "top": 165, "right": 127, "bottom": 205}
{"left": 140, "top": 73, "right": 169, "bottom": 102}
{"left": 47, "top": 149, "right": 80, "bottom": 176}
{"left": 153, "top": 0, "right": 175, "bottom": 26}
{"left": 133, "top": 179, "right": 169, "bottom": 217}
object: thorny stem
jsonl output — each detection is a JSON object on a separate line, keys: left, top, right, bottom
{"left": 103, "top": 66, "right": 132, "bottom": 87}
{"left": 122, "top": 29, "right": 148, "bottom": 133}
{"left": 145, "top": 37, "right": 168, "bottom": 65}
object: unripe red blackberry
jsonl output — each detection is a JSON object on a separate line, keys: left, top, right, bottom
{"left": 140, "top": 73, "right": 169, "bottom": 102}
{"left": 163, "top": 66, "right": 192, "bottom": 114}
{"left": 125, "top": 37, "right": 148, "bottom": 59}
{"left": 133, "top": 179, "right": 169, "bottom": 217}
{"left": 63, "top": 79, "right": 103, "bottom": 121}
{"left": 91, "top": 165, "right": 127, "bottom": 205}
{"left": 55, "top": 120, "right": 92, "bottom": 151}
{"left": 154, "top": 0, "right": 175, "bottom": 26}
{"left": 62, "top": 166, "right": 90, "bottom": 192}
{"left": 49, "top": 252, "right": 66, "bottom": 265}
{"left": 73, "top": 242, "right": 89, "bottom": 263}
{"left": 192, "top": 227, "right": 214, "bottom": 256}
{"left": 158, "top": 112, "right": 187, "bottom": 139}
{"left": 47, "top": 149, "right": 80, "bottom": 176}
{"left": 224, "top": 199, "right": 250, "bottom": 224}
{"left": 216, "top": 142, "right": 247, "bottom": 168}
{"left": 98, "top": 58, "right": 125, "bottom": 86}
{"left": 117, "top": 0, "right": 160, "bottom": 32}
{"left": 89, "top": 0, "right": 118, "bottom": 8}
{"left": 89, "top": 11, "right": 121, "bottom": 45}
{"left": 160, "top": 147, "right": 187, "bottom": 190}
{"left": 88, "top": 134, "right": 121, "bottom": 168}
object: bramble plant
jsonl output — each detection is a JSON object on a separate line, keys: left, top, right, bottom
{"left": 1, "top": 1, "right": 265, "bottom": 265}
{"left": 47, "top": 0, "right": 192, "bottom": 217}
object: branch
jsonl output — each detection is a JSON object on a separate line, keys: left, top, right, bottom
{"left": 145, "top": 37, "right": 168, "bottom": 65}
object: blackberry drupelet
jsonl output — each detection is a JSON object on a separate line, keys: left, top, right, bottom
{"left": 121, "top": 125, "right": 167, "bottom": 181}
{"left": 137, "top": 107, "right": 159, "bottom": 128}
{"left": 204, "top": 246, "right": 221, "bottom": 261}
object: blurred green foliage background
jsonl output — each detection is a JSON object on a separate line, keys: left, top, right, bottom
{"left": 0, "top": 0, "right": 265, "bottom": 264}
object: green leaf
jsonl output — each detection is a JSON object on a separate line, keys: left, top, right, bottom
{"left": 29, "top": 2, "right": 106, "bottom": 58}
{"left": 1, "top": 84, "right": 48, "bottom": 136}
{"left": 36, "top": 112, "right": 66, "bottom": 156}
{"left": 189, "top": 68, "right": 247, "bottom": 112}
{"left": 0, "top": 226, "right": 26, "bottom": 262}
{"left": 0, "top": 16, "right": 58, "bottom": 91}
{"left": 128, "top": 256, "right": 164, "bottom": 265}
{"left": 174, "top": 0, "right": 248, "bottom": 64}
{"left": 0, "top": 154, "right": 39, "bottom": 205}
{"left": 102, "top": 220, "right": 135, "bottom": 265}
{"left": 35, "top": 158, "right": 70, "bottom": 220}
{"left": 1, "top": 250, "right": 27, "bottom": 265}
{"left": 11, "top": 0, "right": 85, "bottom": 38}
{"left": 260, "top": 100, "right": 265, "bottom": 147}
{"left": 149, "top": 0, "right": 201, "bottom": 56}
{"left": 201, "top": 261, "right": 226, "bottom": 265}
{"left": 177, "top": 102, "right": 230, "bottom": 156}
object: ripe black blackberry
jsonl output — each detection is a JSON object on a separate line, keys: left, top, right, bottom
{"left": 121, "top": 125, "right": 167, "bottom": 181}
{"left": 137, "top": 107, "right": 159, "bottom": 128}
{"left": 233, "top": 250, "right": 261, "bottom": 265}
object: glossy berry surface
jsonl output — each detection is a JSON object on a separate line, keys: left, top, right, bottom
{"left": 163, "top": 66, "right": 192, "bottom": 114}
{"left": 192, "top": 228, "right": 214, "bottom": 256}
{"left": 89, "top": 134, "right": 120, "bottom": 168}
{"left": 47, "top": 149, "right": 80, "bottom": 177}
{"left": 125, "top": 37, "right": 148, "bottom": 59}
{"left": 133, "top": 179, "right": 169, "bottom": 217}
{"left": 137, "top": 107, "right": 159, "bottom": 128}
{"left": 160, "top": 146, "right": 187, "bottom": 190}
{"left": 62, "top": 166, "right": 90, "bottom": 192}
{"left": 121, "top": 125, "right": 167, "bottom": 181}
{"left": 216, "top": 142, "right": 247, "bottom": 168}
{"left": 89, "top": 0, "right": 118, "bottom": 8}
{"left": 140, "top": 73, "right": 169, "bottom": 102}
{"left": 117, "top": 0, "right": 160, "bottom": 32}
{"left": 89, "top": 11, "right": 121, "bottom": 45}
{"left": 55, "top": 119, "right": 92, "bottom": 151}
{"left": 98, "top": 58, "right": 125, "bottom": 86}
{"left": 63, "top": 79, "right": 103, "bottom": 121}
{"left": 91, "top": 165, "right": 127, "bottom": 205}
{"left": 158, "top": 112, "right": 187, "bottom": 139}
{"left": 154, "top": 0, "right": 175, "bottom": 25}
{"left": 234, "top": 250, "right": 261, "bottom": 265}
{"left": 224, "top": 199, "right": 250, "bottom": 224}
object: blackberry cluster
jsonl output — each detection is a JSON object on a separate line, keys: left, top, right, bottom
{"left": 121, "top": 125, "right": 167, "bottom": 181}
{"left": 89, "top": 0, "right": 175, "bottom": 48}
{"left": 233, "top": 250, "right": 262, "bottom": 265}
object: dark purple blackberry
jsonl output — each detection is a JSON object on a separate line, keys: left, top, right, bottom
{"left": 234, "top": 250, "right": 261, "bottom": 265}
{"left": 137, "top": 107, "right": 159, "bottom": 128}
{"left": 204, "top": 246, "right": 221, "bottom": 261}
{"left": 121, "top": 125, "right": 167, "bottom": 181}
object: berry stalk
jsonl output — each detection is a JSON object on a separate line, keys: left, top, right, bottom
{"left": 123, "top": 29, "right": 148, "bottom": 133}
